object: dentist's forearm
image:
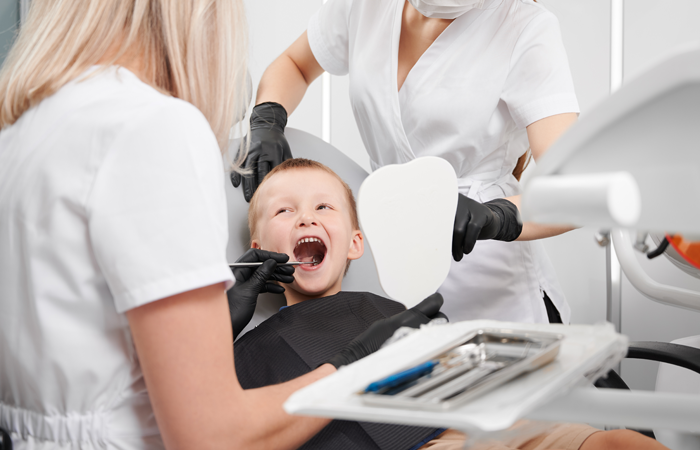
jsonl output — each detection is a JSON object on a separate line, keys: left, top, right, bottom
{"left": 506, "top": 194, "right": 575, "bottom": 241}
{"left": 238, "top": 364, "right": 335, "bottom": 450}
{"left": 256, "top": 31, "right": 324, "bottom": 115}
{"left": 127, "top": 285, "right": 333, "bottom": 450}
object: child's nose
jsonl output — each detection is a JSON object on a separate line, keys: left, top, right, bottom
{"left": 297, "top": 210, "right": 318, "bottom": 227}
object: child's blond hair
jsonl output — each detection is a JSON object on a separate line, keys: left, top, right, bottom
{"left": 248, "top": 158, "right": 359, "bottom": 241}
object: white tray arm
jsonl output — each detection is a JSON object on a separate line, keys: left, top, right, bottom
{"left": 611, "top": 229, "right": 700, "bottom": 312}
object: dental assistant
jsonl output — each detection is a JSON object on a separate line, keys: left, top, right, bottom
{"left": 0, "top": 1, "right": 444, "bottom": 448}
{"left": 234, "top": 0, "right": 579, "bottom": 324}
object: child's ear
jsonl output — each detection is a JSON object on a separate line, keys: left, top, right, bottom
{"left": 347, "top": 230, "right": 364, "bottom": 261}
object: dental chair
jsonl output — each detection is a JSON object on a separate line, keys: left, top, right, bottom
{"left": 224, "top": 128, "right": 387, "bottom": 338}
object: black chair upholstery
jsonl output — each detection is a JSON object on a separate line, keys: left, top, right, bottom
{"left": 627, "top": 341, "right": 700, "bottom": 374}
{"left": 593, "top": 341, "right": 700, "bottom": 439}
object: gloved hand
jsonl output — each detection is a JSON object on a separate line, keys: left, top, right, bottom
{"left": 231, "top": 102, "right": 293, "bottom": 202}
{"left": 325, "top": 293, "right": 444, "bottom": 369}
{"left": 452, "top": 194, "right": 523, "bottom": 261}
{"left": 227, "top": 248, "right": 295, "bottom": 339}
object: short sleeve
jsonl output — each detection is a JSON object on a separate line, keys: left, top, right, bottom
{"left": 502, "top": 11, "right": 580, "bottom": 129}
{"left": 307, "top": 0, "right": 353, "bottom": 76}
{"left": 88, "top": 100, "right": 234, "bottom": 313}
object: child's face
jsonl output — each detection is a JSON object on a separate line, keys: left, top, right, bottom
{"left": 251, "top": 168, "right": 363, "bottom": 303}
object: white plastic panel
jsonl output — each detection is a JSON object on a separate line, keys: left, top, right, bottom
{"left": 357, "top": 157, "right": 457, "bottom": 308}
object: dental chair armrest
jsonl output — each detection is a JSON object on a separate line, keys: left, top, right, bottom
{"left": 592, "top": 341, "right": 700, "bottom": 441}
{"left": 627, "top": 341, "right": 700, "bottom": 376}
{"left": 593, "top": 341, "right": 700, "bottom": 389}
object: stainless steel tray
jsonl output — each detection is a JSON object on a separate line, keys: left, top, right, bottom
{"left": 359, "top": 328, "right": 563, "bottom": 411}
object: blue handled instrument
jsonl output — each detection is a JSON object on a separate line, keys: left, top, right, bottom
{"left": 364, "top": 360, "right": 440, "bottom": 393}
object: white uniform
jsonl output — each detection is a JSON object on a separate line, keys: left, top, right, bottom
{"left": 308, "top": 0, "right": 579, "bottom": 323}
{"left": 0, "top": 67, "right": 234, "bottom": 449}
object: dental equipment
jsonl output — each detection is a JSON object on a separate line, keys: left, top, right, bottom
{"left": 520, "top": 43, "right": 700, "bottom": 446}
{"left": 228, "top": 261, "right": 318, "bottom": 268}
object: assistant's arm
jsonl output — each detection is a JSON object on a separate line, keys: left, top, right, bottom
{"left": 232, "top": 32, "right": 325, "bottom": 201}
{"left": 126, "top": 283, "right": 333, "bottom": 450}
{"left": 508, "top": 112, "right": 578, "bottom": 241}
{"left": 256, "top": 31, "right": 324, "bottom": 114}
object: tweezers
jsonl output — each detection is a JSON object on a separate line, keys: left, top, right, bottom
{"left": 228, "top": 261, "right": 317, "bottom": 268}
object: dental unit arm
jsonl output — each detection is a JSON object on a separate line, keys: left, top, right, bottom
{"left": 521, "top": 44, "right": 700, "bottom": 433}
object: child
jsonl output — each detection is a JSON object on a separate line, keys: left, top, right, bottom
{"left": 233, "top": 158, "right": 667, "bottom": 450}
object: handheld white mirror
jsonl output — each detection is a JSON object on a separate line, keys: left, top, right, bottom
{"left": 357, "top": 157, "right": 458, "bottom": 308}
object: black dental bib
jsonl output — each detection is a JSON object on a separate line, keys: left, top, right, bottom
{"left": 234, "top": 291, "right": 442, "bottom": 450}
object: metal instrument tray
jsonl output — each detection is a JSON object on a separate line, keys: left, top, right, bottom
{"left": 359, "top": 329, "right": 563, "bottom": 411}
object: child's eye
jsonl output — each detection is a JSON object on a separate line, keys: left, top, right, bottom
{"left": 276, "top": 208, "right": 292, "bottom": 215}
{"left": 317, "top": 204, "right": 332, "bottom": 210}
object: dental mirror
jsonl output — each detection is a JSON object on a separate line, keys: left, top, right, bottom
{"left": 357, "top": 157, "right": 458, "bottom": 308}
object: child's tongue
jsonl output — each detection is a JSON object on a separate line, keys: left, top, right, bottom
{"left": 294, "top": 241, "right": 326, "bottom": 264}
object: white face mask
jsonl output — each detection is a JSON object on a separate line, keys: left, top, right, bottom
{"left": 407, "top": 0, "right": 485, "bottom": 19}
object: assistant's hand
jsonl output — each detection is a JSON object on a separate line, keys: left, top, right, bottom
{"left": 325, "top": 293, "right": 444, "bottom": 369}
{"left": 452, "top": 194, "right": 523, "bottom": 261}
{"left": 227, "top": 248, "right": 295, "bottom": 339}
{"left": 231, "top": 102, "right": 293, "bottom": 202}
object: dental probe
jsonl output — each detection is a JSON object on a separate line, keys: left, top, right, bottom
{"left": 228, "top": 261, "right": 318, "bottom": 268}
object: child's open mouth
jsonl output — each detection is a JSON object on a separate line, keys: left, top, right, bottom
{"left": 293, "top": 237, "right": 327, "bottom": 270}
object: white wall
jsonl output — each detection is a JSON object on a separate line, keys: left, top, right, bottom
{"left": 244, "top": 0, "right": 700, "bottom": 390}
{"left": 244, "top": 0, "right": 323, "bottom": 138}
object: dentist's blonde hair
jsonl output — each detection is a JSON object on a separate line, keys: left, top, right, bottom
{"left": 0, "top": 0, "right": 249, "bottom": 159}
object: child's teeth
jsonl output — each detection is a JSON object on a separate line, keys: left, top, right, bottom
{"left": 296, "top": 237, "right": 323, "bottom": 247}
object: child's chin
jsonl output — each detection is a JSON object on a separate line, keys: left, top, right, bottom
{"left": 292, "top": 280, "right": 332, "bottom": 298}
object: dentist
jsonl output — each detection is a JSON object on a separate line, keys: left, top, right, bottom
{"left": 0, "top": 1, "right": 444, "bottom": 448}
{"left": 234, "top": 0, "right": 579, "bottom": 325}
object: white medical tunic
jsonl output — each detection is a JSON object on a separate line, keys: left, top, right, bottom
{"left": 308, "top": 0, "right": 579, "bottom": 323}
{"left": 0, "top": 67, "right": 234, "bottom": 449}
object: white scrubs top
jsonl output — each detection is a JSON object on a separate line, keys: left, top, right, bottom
{"left": 0, "top": 67, "right": 234, "bottom": 449}
{"left": 308, "top": 0, "right": 579, "bottom": 323}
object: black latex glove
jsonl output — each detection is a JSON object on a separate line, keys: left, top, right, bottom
{"left": 0, "top": 427, "right": 11, "bottom": 450}
{"left": 452, "top": 194, "right": 523, "bottom": 261}
{"left": 231, "top": 102, "right": 293, "bottom": 202}
{"left": 325, "top": 293, "right": 444, "bottom": 369}
{"left": 227, "top": 249, "right": 295, "bottom": 339}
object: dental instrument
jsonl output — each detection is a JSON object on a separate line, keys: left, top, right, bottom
{"left": 229, "top": 261, "right": 317, "bottom": 268}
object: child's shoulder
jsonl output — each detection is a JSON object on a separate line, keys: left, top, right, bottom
{"left": 340, "top": 291, "right": 406, "bottom": 317}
